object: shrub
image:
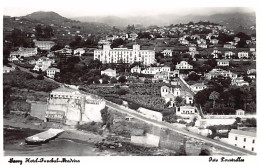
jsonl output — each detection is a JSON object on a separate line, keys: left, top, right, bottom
{"left": 77, "top": 122, "right": 102, "bottom": 134}
{"left": 105, "top": 96, "right": 123, "bottom": 105}
{"left": 36, "top": 74, "right": 44, "bottom": 80}
{"left": 116, "top": 88, "right": 129, "bottom": 96}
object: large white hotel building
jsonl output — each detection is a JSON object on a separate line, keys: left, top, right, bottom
{"left": 94, "top": 44, "right": 155, "bottom": 66}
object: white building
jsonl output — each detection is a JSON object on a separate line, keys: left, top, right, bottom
{"left": 34, "top": 41, "right": 55, "bottom": 50}
{"left": 190, "top": 83, "right": 207, "bottom": 93}
{"left": 141, "top": 66, "right": 170, "bottom": 75}
{"left": 3, "top": 66, "right": 15, "bottom": 73}
{"left": 74, "top": 48, "right": 85, "bottom": 56}
{"left": 176, "top": 106, "right": 198, "bottom": 118}
{"left": 46, "top": 67, "right": 60, "bottom": 79}
{"left": 176, "top": 61, "right": 193, "bottom": 70}
{"left": 227, "top": 129, "right": 256, "bottom": 152}
{"left": 205, "top": 68, "right": 238, "bottom": 80}
{"left": 33, "top": 57, "right": 54, "bottom": 71}
{"left": 223, "top": 44, "right": 236, "bottom": 49}
{"left": 217, "top": 59, "right": 230, "bottom": 66}
{"left": 47, "top": 86, "right": 106, "bottom": 125}
{"left": 161, "top": 49, "right": 172, "bottom": 57}
{"left": 238, "top": 52, "right": 249, "bottom": 59}
{"left": 101, "top": 68, "right": 116, "bottom": 77}
{"left": 9, "top": 47, "right": 38, "bottom": 62}
{"left": 210, "top": 39, "right": 219, "bottom": 44}
{"left": 94, "top": 44, "right": 155, "bottom": 66}
{"left": 224, "top": 51, "right": 235, "bottom": 59}
{"left": 131, "top": 66, "right": 141, "bottom": 74}
{"left": 198, "top": 44, "right": 207, "bottom": 48}
{"left": 231, "top": 77, "right": 249, "bottom": 86}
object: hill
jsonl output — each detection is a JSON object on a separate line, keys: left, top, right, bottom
{"left": 22, "top": 11, "right": 71, "bottom": 24}
{"left": 73, "top": 12, "right": 256, "bottom": 34}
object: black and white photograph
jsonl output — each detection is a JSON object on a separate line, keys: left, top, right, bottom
{"left": 1, "top": 0, "right": 259, "bottom": 163}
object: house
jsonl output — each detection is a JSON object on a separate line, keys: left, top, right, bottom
{"left": 210, "top": 39, "right": 219, "bottom": 44}
{"left": 101, "top": 68, "right": 116, "bottom": 77}
{"left": 161, "top": 84, "right": 194, "bottom": 106}
{"left": 168, "top": 70, "right": 180, "bottom": 78}
{"left": 129, "top": 32, "right": 138, "bottom": 40}
{"left": 217, "top": 59, "right": 230, "bottom": 66}
{"left": 9, "top": 47, "right": 38, "bottom": 62}
{"left": 176, "top": 61, "right": 193, "bottom": 70}
{"left": 223, "top": 44, "right": 236, "bottom": 49}
{"left": 234, "top": 37, "right": 240, "bottom": 42}
{"left": 34, "top": 40, "right": 55, "bottom": 50}
{"left": 198, "top": 43, "right": 207, "bottom": 48}
{"left": 74, "top": 48, "right": 85, "bottom": 56}
{"left": 98, "top": 40, "right": 111, "bottom": 45}
{"left": 3, "top": 66, "right": 15, "bottom": 73}
{"left": 249, "top": 48, "right": 255, "bottom": 52}
{"left": 191, "top": 35, "right": 200, "bottom": 40}
{"left": 33, "top": 57, "right": 54, "bottom": 71}
{"left": 154, "top": 71, "right": 169, "bottom": 81}
{"left": 141, "top": 66, "right": 170, "bottom": 75}
{"left": 211, "top": 48, "right": 222, "bottom": 58}
{"left": 227, "top": 129, "right": 256, "bottom": 152}
{"left": 180, "top": 40, "right": 189, "bottom": 45}
{"left": 46, "top": 67, "right": 60, "bottom": 79}
{"left": 10, "top": 47, "right": 37, "bottom": 58}
{"left": 197, "top": 39, "right": 206, "bottom": 45}
{"left": 131, "top": 66, "right": 141, "bottom": 74}
{"left": 161, "top": 49, "right": 172, "bottom": 57}
{"left": 224, "top": 51, "right": 235, "bottom": 59}
{"left": 55, "top": 48, "right": 73, "bottom": 55}
{"left": 238, "top": 52, "right": 249, "bottom": 59}
{"left": 176, "top": 106, "right": 198, "bottom": 117}
{"left": 189, "top": 46, "right": 196, "bottom": 52}
{"left": 236, "top": 109, "right": 245, "bottom": 116}
{"left": 190, "top": 83, "right": 207, "bottom": 93}
{"left": 231, "top": 77, "right": 249, "bottom": 86}
{"left": 205, "top": 68, "right": 238, "bottom": 80}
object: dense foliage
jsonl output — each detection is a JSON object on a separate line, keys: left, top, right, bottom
{"left": 3, "top": 71, "right": 59, "bottom": 92}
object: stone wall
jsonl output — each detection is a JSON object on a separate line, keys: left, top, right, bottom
{"left": 30, "top": 102, "right": 47, "bottom": 120}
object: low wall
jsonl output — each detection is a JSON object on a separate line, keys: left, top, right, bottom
{"left": 137, "top": 107, "right": 163, "bottom": 121}
{"left": 131, "top": 133, "right": 160, "bottom": 147}
{"left": 30, "top": 102, "right": 48, "bottom": 120}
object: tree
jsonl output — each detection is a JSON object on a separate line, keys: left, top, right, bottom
{"left": 110, "top": 77, "right": 117, "bottom": 84}
{"left": 175, "top": 96, "right": 183, "bottom": 107}
{"left": 209, "top": 91, "right": 220, "bottom": 108}
{"left": 116, "top": 88, "right": 129, "bottom": 95}
{"left": 188, "top": 72, "right": 200, "bottom": 81}
{"left": 36, "top": 74, "right": 44, "bottom": 80}
{"left": 111, "top": 38, "right": 125, "bottom": 48}
{"left": 118, "top": 75, "right": 127, "bottom": 84}
{"left": 199, "top": 149, "right": 211, "bottom": 156}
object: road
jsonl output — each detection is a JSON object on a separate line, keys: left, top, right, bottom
{"left": 106, "top": 101, "right": 256, "bottom": 156}
{"left": 11, "top": 64, "right": 256, "bottom": 155}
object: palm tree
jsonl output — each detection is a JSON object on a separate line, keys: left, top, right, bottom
{"left": 209, "top": 91, "right": 220, "bottom": 108}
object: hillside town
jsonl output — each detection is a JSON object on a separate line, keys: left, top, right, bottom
{"left": 3, "top": 10, "right": 257, "bottom": 156}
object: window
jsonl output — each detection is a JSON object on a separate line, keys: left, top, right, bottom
{"left": 252, "top": 148, "right": 254, "bottom": 151}
{"left": 253, "top": 140, "right": 255, "bottom": 143}
{"left": 235, "top": 144, "right": 237, "bottom": 146}
{"left": 235, "top": 137, "right": 237, "bottom": 140}
{"left": 243, "top": 146, "right": 245, "bottom": 149}
{"left": 244, "top": 138, "right": 246, "bottom": 142}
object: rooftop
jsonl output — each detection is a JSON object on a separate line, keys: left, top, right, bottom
{"left": 51, "top": 86, "right": 82, "bottom": 94}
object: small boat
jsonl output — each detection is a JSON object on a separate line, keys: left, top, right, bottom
{"left": 25, "top": 128, "right": 64, "bottom": 145}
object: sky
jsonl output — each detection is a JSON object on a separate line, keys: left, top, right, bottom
{"left": 2, "top": 0, "right": 257, "bottom": 18}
